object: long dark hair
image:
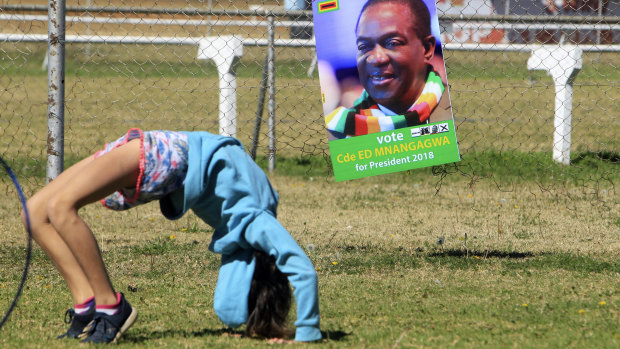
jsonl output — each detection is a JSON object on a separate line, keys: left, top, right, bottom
{"left": 245, "top": 250, "right": 293, "bottom": 338}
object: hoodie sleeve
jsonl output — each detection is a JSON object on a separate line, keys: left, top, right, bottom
{"left": 244, "top": 211, "right": 322, "bottom": 342}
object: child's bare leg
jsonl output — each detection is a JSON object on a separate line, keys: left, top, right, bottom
{"left": 46, "top": 139, "right": 140, "bottom": 306}
{"left": 25, "top": 155, "right": 98, "bottom": 304}
{"left": 26, "top": 140, "right": 140, "bottom": 306}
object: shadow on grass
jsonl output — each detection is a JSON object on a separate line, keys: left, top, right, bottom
{"left": 124, "top": 327, "right": 243, "bottom": 342}
{"left": 420, "top": 249, "right": 541, "bottom": 271}
{"left": 428, "top": 249, "right": 535, "bottom": 259}
{"left": 425, "top": 249, "right": 619, "bottom": 274}
{"left": 572, "top": 150, "right": 620, "bottom": 164}
{"left": 125, "top": 327, "right": 350, "bottom": 342}
{"left": 322, "top": 330, "right": 350, "bottom": 341}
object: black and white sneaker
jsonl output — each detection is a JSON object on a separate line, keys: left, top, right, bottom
{"left": 81, "top": 293, "right": 138, "bottom": 344}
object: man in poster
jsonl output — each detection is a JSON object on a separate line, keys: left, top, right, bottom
{"left": 324, "top": 0, "right": 452, "bottom": 140}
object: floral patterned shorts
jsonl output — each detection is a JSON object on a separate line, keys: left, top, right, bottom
{"left": 94, "top": 128, "right": 189, "bottom": 210}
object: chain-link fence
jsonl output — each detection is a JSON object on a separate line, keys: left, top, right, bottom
{"left": 0, "top": 0, "right": 618, "bottom": 192}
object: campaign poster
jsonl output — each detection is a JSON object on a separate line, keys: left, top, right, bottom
{"left": 313, "top": 0, "right": 460, "bottom": 181}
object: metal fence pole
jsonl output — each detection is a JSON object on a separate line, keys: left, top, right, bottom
{"left": 250, "top": 54, "right": 269, "bottom": 160}
{"left": 267, "top": 15, "right": 276, "bottom": 172}
{"left": 85, "top": 0, "right": 91, "bottom": 57}
{"left": 46, "top": 0, "right": 66, "bottom": 183}
{"left": 597, "top": 0, "right": 603, "bottom": 45}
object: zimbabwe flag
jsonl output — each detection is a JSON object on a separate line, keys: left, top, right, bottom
{"left": 317, "top": 0, "right": 339, "bottom": 13}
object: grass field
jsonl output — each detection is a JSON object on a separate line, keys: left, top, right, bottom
{"left": 0, "top": 28, "right": 619, "bottom": 347}
{"left": 0, "top": 160, "right": 618, "bottom": 347}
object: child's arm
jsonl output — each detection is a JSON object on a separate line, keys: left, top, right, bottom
{"left": 244, "top": 212, "right": 322, "bottom": 342}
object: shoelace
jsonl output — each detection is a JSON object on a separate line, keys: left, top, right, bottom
{"left": 84, "top": 315, "right": 101, "bottom": 335}
{"left": 83, "top": 314, "right": 117, "bottom": 340}
{"left": 63, "top": 309, "right": 76, "bottom": 324}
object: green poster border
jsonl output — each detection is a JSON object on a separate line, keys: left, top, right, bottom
{"left": 328, "top": 120, "right": 460, "bottom": 182}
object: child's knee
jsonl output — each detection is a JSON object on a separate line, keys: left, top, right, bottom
{"left": 22, "top": 197, "right": 52, "bottom": 241}
{"left": 46, "top": 194, "right": 75, "bottom": 228}
{"left": 23, "top": 196, "right": 46, "bottom": 228}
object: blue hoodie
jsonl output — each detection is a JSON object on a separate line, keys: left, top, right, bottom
{"left": 159, "top": 131, "right": 321, "bottom": 342}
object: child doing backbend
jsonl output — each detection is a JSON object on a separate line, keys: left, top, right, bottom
{"left": 23, "top": 128, "right": 321, "bottom": 344}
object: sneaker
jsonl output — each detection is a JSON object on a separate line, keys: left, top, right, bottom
{"left": 80, "top": 293, "right": 138, "bottom": 344}
{"left": 57, "top": 307, "right": 95, "bottom": 339}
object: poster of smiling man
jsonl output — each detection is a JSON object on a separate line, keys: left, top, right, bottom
{"left": 313, "top": 0, "right": 460, "bottom": 182}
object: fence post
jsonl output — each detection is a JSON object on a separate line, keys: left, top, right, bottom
{"left": 267, "top": 15, "right": 276, "bottom": 172}
{"left": 197, "top": 36, "right": 243, "bottom": 138}
{"left": 47, "top": 0, "right": 66, "bottom": 182}
{"left": 527, "top": 46, "right": 582, "bottom": 165}
{"left": 250, "top": 54, "right": 269, "bottom": 160}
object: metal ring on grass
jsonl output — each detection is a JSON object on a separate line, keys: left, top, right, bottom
{"left": 0, "top": 156, "right": 32, "bottom": 331}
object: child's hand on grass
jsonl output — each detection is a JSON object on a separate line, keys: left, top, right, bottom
{"left": 267, "top": 337, "right": 297, "bottom": 344}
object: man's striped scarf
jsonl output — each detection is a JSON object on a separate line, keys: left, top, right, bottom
{"left": 325, "top": 69, "right": 444, "bottom": 137}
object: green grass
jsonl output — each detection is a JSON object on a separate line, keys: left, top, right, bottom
{"left": 0, "top": 178, "right": 617, "bottom": 348}
{"left": 0, "top": 236, "right": 617, "bottom": 348}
